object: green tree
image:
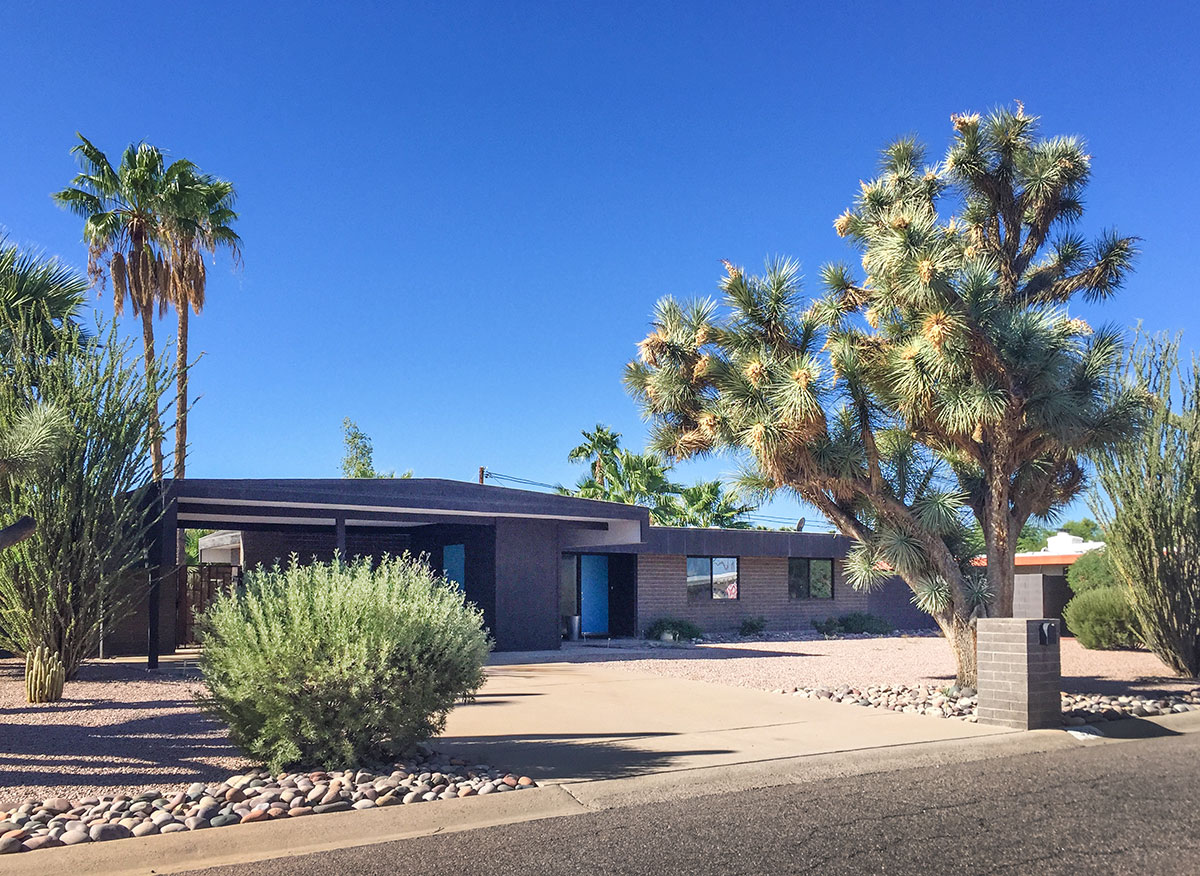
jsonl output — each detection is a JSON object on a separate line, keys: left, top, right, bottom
{"left": 820, "top": 105, "right": 1142, "bottom": 617}
{"left": 1061, "top": 518, "right": 1103, "bottom": 542}
{"left": 0, "top": 239, "right": 87, "bottom": 353}
{"left": 54, "top": 134, "right": 237, "bottom": 482}
{"left": 572, "top": 448, "right": 682, "bottom": 524}
{"left": 666, "top": 480, "right": 754, "bottom": 528}
{"left": 0, "top": 317, "right": 169, "bottom": 677}
{"left": 1066, "top": 548, "right": 1118, "bottom": 593}
{"left": 568, "top": 424, "right": 622, "bottom": 488}
{"left": 341, "top": 418, "right": 409, "bottom": 478}
{"left": 625, "top": 262, "right": 990, "bottom": 684}
{"left": 1093, "top": 333, "right": 1199, "bottom": 676}
{"left": 163, "top": 173, "right": 241, "bottom": 487}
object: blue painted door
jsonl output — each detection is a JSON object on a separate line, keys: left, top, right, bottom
{"left": 580, "top": 554, "right": 609, "bottom": 635}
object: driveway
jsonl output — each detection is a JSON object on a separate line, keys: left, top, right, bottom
{"left": 436, "top": 659, "right": 1010, "bottom": 782}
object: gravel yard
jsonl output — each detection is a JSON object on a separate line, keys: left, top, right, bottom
{"left": 0, "top": 659, "right": 248, "bottom": 807}
{"left": 2, "top": 634, "right": 1193, "bottom": 807}
{"left": 506, "top": 633, "right": 1199, "bottom": 699}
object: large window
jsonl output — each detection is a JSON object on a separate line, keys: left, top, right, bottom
{"left": 788, "top": 558, "right": 833, "bottom": 600}
{"left": 687, "top": 556, "right": 739, "bottom": 601}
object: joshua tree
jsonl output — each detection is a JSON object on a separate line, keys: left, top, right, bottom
{"left": 625, "top": 262, "right": 990, "bottom": 684}
{"left": 0, "top": 404, "right": 69, "bottom": 550}
{"left": 823, "top": 105, "right": 1143, "bottom": 614}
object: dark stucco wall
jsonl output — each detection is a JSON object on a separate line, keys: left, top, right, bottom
{"left": 408, "top": 523, "right": 497, "bottom": 635}
{"left": 493, "top": 518, "right": 562, "bottom": 651}
{"left": 866, "top": 577, "right": 938, "bottom": 630}
{"left": 240, "top": 528, "right": 414, "bottom": 569}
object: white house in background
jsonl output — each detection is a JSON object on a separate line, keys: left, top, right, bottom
{"left": 1013, "top": 530, "right": 1105, "bottom": 622}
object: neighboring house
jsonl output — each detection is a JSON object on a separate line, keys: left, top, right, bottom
{"left": 1012, "top": 531, "right": 1105, "bottom": 622}
{"left": 116, "top": 478, "right": 932, "bottom": 662}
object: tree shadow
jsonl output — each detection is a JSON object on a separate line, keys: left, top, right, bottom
{"left": 434, "top": 731, "right": 732, "bottom": 781}
{"left": 1061, "top": 674, "right": 1199, "bottom": 698}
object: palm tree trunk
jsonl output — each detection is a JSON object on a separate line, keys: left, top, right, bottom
{"left": 141, "top": 306, "right": 163, "bottom": 480}
{"left": 175, "top": 304, "right": 188, "bottom": 564}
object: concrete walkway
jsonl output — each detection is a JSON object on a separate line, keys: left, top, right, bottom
{"left": 435, "top": 659, "right": 1010, "bottom": 782}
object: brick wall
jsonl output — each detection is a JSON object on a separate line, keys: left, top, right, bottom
{"left": 635, "top": 554, "right": 868, "bottom": 635}
{"left": 976, "top": 618, "right": 1061, "bottom": 730}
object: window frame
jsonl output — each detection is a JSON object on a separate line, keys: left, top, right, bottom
{"left": 788, "top": 557, "right": 835, "bottom": 600}
{"left": 686, "top": 555, "right": 740, "bottom": 602}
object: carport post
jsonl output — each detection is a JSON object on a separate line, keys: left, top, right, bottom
{"left": 335, "top": 516, "right": 346, "bottom": 556}
{"left": 147, "top": 482, "right": 177, "bottom": 671}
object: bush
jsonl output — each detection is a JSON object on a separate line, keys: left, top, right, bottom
{"left": 645, "top": 617, "right": 703, "bottom": 641}
{"left": 813, "top": 612, "right": 894, "bottom": 636}
{"left": 198, "top": 554, "right": 491, "bottom": 772}
{"left": 739, "top": 616, "right": 767, "bottom": 637}
{"left": 1066, "top": 549, "right": 1118, "bottom": 594}
{"left": 1063, "top": 586, "right": 1141, "bottom": 650}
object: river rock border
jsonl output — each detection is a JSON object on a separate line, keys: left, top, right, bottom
{"left": 775, "top": 683, "right": 1200, "bottom": 725}
{"left": 0, "top": 752, "right": 537, "bottom": 855}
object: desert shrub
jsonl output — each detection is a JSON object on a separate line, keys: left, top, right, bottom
{"left": 645, "top": 617, "right": 703, "bottom": 641}
{"left": 0, "top": 318, "right": 167, "bottom": 677}
{"left": 739, "top": 616, "right": 767, "bottom": 636}
{"left": 1063, "top": 586, "right": 1141, "bottom": 650}
{"left": 1094, "top": 332, "right": 1200, "bottom": 676}
{"left": 812, "top": 617, "right": 842, "bottom": 636}
{"left": 1066, "top": 549, "right": 1119, "bottom": 594}
{"left": 813, "top": 613, "right": 893, "bottom": 636}
{"left": 198, "top": 554, "right": 491, "bottom": 772}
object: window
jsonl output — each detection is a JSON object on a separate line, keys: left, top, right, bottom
{"left": 687, "top": 556, "right": 739, "bottom": 601}
{"left": 789, "top": 558, "right": 834, "bottom": 600}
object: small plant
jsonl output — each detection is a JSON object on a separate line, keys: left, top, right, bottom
{"left": 645, "top": 617, "right": 703, "bottom": 641}
{"left": 25, "top": 645, "right": 65, "bottom": 703}
{"left": 812, "top": 613, "right": 894, "bottom": 637}
{"left": 1064, "top": 586, "right": 1141, "bottom": 650}
{"left": 198, "top": 554, "right": 491, "bottom": 772}
{"left": 1066, "top": 549, "right": 1118, "bottom": 594}
{"left": 739, "top": 616, "right": 767, "bottom": 637}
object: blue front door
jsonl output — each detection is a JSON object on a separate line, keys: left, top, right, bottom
{"left": 580, "top": 554, "right": 609, "bottom": 635}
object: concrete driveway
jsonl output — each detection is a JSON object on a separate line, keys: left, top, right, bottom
{"left": 436, "top": 659, "right": 1011, "bottom": 782}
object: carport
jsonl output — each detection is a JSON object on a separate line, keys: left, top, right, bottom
{"left": 138, "top": 478, "right": 649, "bottom": 666}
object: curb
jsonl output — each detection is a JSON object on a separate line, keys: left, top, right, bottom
{"left": 5, "top": 709, "right": 1199, "bottom": 875}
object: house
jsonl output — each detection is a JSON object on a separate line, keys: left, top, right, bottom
{"left": 1012, "top": 531, "right": 1105, "bottom": 621}
{"left": 115, "top": 478, "right": 932, "bottom": 664}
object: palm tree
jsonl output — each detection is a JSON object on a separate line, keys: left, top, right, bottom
{"left": 671, "top": 480, "right": 754, "bottom": 528}
{"left": 0, "top": 239, "right": 88, "bottom": 356}
{"left": 568, "top": 424, "right": 622, "bottom": 488}
{"left": 164, "top": 175, "right": 240, "bottom": 482}
{"left": 53, "top": 135, "right": 195, "bottom": 478}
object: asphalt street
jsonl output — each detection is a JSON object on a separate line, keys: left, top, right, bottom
{"left": 182, "top": 731, "right": 1200, "bottom": 876}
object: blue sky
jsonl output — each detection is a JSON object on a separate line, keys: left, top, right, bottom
{"left": 2, "top": 1, "right": 1197, "bottom": 528}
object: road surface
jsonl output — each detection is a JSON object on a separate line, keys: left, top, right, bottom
{"left": 182, "top": 731, "right": 1200, "bottom": 875}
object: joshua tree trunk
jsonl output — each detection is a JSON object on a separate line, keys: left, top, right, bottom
{"left": 936, "top": 612, "right": 978, "bottom": 688}
{"left": 175, "top": 305, "right": 189, "bottom": 564}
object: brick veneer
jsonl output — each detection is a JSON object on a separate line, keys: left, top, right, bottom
{"left": 976, "top": 617, "right": 1062, "bottom": 729}
{"left": 635, "top": 554, "right": 869, "bottom": 634}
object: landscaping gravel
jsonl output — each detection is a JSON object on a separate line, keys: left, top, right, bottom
{"left": 0, "top": 752, "right": 537, "bottom": 855}
{"left": 529, "top": 633, "right": 1200, "bottom": 700}
{"left": 0, "top": 658, "right": 249, "bottom": 805}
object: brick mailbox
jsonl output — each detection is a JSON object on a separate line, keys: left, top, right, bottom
{"left": 977, "top": 618, "right": 1062, "bottom": 730}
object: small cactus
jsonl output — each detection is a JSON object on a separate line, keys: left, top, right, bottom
{"left": 25, "top": 645, "right": 66, "bottom": 703}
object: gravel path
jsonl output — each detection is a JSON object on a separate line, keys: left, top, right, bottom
{"left": 500, "top": 634, "right": 1198, "bottom": 698}
{"left": 0, "top": 659, "right": 249, "bottom": 807}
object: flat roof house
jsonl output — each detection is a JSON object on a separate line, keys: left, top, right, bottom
{"left": 119, "top": 478, "right": 930, "bottom": 664}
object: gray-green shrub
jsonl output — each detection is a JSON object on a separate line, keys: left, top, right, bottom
{"left": 1063, "top": 586, "right": 1141, "bottom": 650}
{"left": 198, "top": 554, "right": 491, "bottom": 771}
{"left": 813, "top": 612, "right": 894, "bottom": 636}
{"left": 739, "top": 616, "right": 767, "bottom": 636}
{"left": 1066, "top": 548, "right": 1119, "bottom": 594}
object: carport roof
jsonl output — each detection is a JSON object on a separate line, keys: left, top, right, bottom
{"left": 164, "top": 477, "right": 650, "bottom": 531}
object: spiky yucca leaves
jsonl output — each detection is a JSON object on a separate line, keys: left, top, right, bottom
{"left": 823, "top": 106, "right": 1144, "bottom": 615}
{"left": 626, "top": 260, "right": 986, "bottom": 684}
{"left": 0, "top": 240, "right": 88, "bottom": 355}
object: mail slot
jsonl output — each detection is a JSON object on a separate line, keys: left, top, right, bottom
{"left": 1039, "top": 621, "right": 1057, "bottom": 646}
